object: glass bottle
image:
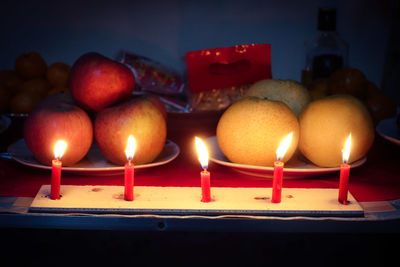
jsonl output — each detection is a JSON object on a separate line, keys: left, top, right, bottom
{"left": 304, "top": 8, "right": 349, "bottom": 82}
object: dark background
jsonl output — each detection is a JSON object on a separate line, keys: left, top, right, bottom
{"left": 1, "top": 0, "right": 399, "bottom": 103}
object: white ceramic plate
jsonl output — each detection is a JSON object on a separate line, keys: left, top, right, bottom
{"left": 7, "top": 139, "right": 180, "bottom": 176}
{"left": 376, "top": 117, "right": 400, "bottom": 146}
{"left": 205, "top": 136, "right": 366, "bottom": 179}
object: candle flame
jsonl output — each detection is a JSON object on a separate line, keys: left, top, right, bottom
{"left": 195, "top": 137, "right": 208, "bottom": 170}
{"left": 276, "top": 132, "right": 293, "bottom": 161}
{"left": 54, "top": 140, "right": 67, "bottom": 160}
{"left": 342, "top": 134, "right": 352, "bottom": 164}
{"left": 125, "top": 135, "right": 136, "bottom": 161}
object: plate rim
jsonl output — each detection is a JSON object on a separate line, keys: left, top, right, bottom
{"left": 8, "top": 139, "right": 180, "bottom": 173}
{"left": 205, "top": 136, "right": 367, "bottom": 174}
{"left": 376, "top": 117, "right": 400, "bottom": 146}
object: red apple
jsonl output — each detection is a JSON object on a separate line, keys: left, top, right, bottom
{"left": 94, "top": 96, "right": 167, "bottom": 165}
{"left": 69, "top": 52, "right": 135, "bottom": 112}
{"left": 24, "top": 103, "right": 93, "bottom": 166}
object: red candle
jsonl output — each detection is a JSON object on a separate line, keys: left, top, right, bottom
{"left": 338, "top": 163, "right": 350, "bottom": 204}
{"left": 338, "top": 134, "right": 352, "bottom": 205}
{"left": 51, "top": 159, "right": 62, "bottom": 200}
{"left": 271, "top": 160, "right": 284, "bottom": 203}
{"left": 195, "top": 137, "right": 211, "bottom": 203}
{"left": 271, "top": 132, "right": 293, "bottom": 204}
{"left": 201, "top": 169, "right": 211, "bottom": 202}
{"left": 124, "top": 160, "right": 134, "bottom": 201}
{"left": 124, "top": 135, "right": 136, "bottom": 201}
{"left": 50, "top": 140, "right": 67, "bottom": 200}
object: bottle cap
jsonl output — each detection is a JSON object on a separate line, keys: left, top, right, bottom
{"left": 318, "top": 8, "right": 336, "bottom": 31}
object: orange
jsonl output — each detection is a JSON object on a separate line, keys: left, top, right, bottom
{"left": 299, "top": 95, "right": 374, "bottom": 167}
{"left": 46, "top": 62, "right": 71, "bottom": 87}
{"left": 19, "top": 77, "right": 51, "bottom": 97}
{"left": 328, "top": 68, "right": 367, "bottom": 99}
{"left": 0, "top": 70, "right": 23, "bottom": 95}
{"left": 15, "top": 52, "right": 47, "bottom": 80}
{"left": 364, "top": 82, "right": 396, "bottom": 124}
{"left": 10, "top": 91, "right": 42, "bottom": 114}
{"left": 216, "top": 97, "right": 299, "bottom": 166}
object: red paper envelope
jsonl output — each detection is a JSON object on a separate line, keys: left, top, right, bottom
{"left": 185, "top": 44, "right": 272, "bottom": 93}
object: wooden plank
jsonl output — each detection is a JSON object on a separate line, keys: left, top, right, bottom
{"left": 29, "top": 185, "right": 363, "bottom": 217}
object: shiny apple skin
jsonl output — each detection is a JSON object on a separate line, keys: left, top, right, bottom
{"left": 69, "top": 52, "right": 135, "bottom": 112}
{"left": 24, "top": 103, "right": 93, "bottom": 166}
{"left": 94, "top": 97, "right": 167, "bottom": 165}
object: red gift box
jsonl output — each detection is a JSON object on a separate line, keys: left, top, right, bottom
{"left": 185, "top": 44, "right": 272, "bottom": 93}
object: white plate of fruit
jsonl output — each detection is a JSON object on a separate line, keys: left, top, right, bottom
{"left": 8, "top": 139, "right": 179, "bottom": 176}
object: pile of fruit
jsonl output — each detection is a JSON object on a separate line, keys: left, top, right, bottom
{"left": 23, "top": 52, "right": 167, "bottom": 167}
{"left": 308, "top": 68, "right": 397, "bottom": 125}
{"left": 0, "top": 52, "right": 71, "bottom": 114}
{"left": 10, "top": 50, "right": 394, "bottom": 170}
{"left": 217, "top": 78, "right": 375, "bottom": 168}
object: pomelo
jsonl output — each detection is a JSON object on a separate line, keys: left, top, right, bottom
{"left": 216, "top": 96, "right": 299, "bottom": 166}
{"left": 298, "top": 94, "right": 374, "bottom": 167}
{"left": 245, "top": 79, "right": 311, "bottom": 117}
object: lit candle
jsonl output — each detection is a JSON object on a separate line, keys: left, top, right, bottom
{"left": 339, "top": 134, "right": 352, "bottom": 205}
{"left": 272, "top": 132, "right": 293, "bottom": 204}
{"left": 51, "top": 140, "right": 67, "bottom": 200}
{"left": 124, "top": 135, "right": 136, "bottom": 201}
{"left": 195, "top": 137, "right": 211, "bottom": 203}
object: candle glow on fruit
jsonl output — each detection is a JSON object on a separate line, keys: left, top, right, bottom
{"left": 124, "top": 135, "right": 136, "bottom": 201}
{"left": 272, "top": 132, "right": 293, "bottom": 204}
{"left": 51, "top": 140, "right": 67, "bottom": 200}
{"left": 195, "top": 137, "right": 211, "bottom": 203}
{"left": 339, "top": 134, "right": 352, "bottom": 205}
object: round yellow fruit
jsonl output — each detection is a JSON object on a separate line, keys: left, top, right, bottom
{"left": 245, "top": 79, "right": 311, "bottom": 117}
{"left": 298, "top": 95, "right": 374, "bottom": 167}
{"left": 216, "top": 96, "right": 299, "bottom": 166}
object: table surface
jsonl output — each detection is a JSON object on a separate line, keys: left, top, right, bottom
{"left": 1, "top": 113, "right": 400, "bottom": 233}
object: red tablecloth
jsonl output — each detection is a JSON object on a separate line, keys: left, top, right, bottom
{"left": 1, "top": 114, "right": 400, "bottom": 202}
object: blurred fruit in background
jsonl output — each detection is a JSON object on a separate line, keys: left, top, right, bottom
{"left": 0, "top": 52, "right": 71, "bottom": 114}
{"left": 364, "top": 81, "right": 397, "bottom": 124}
{"left": 305, "top": 67, "right": 397, "bottom": 125}
{"left": 18, "top": 77, "right": 51, "bottom": 97}
{"left": 46, "top": 62, "right": 71, "bottom": 87}
{"left": 15, "top": 52, "right": 47, "bottom": 80}
{"left": 10, "top": 91, "right": 42, "bottom": 114}
{"left": 328, "top": 68, "right": 367, "bottom": 99}
{"left": 308, "top": 78, "right": 329, "bottom": 100}
{"left": 0, "top": 70, "right": 23, "bottom": 95}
